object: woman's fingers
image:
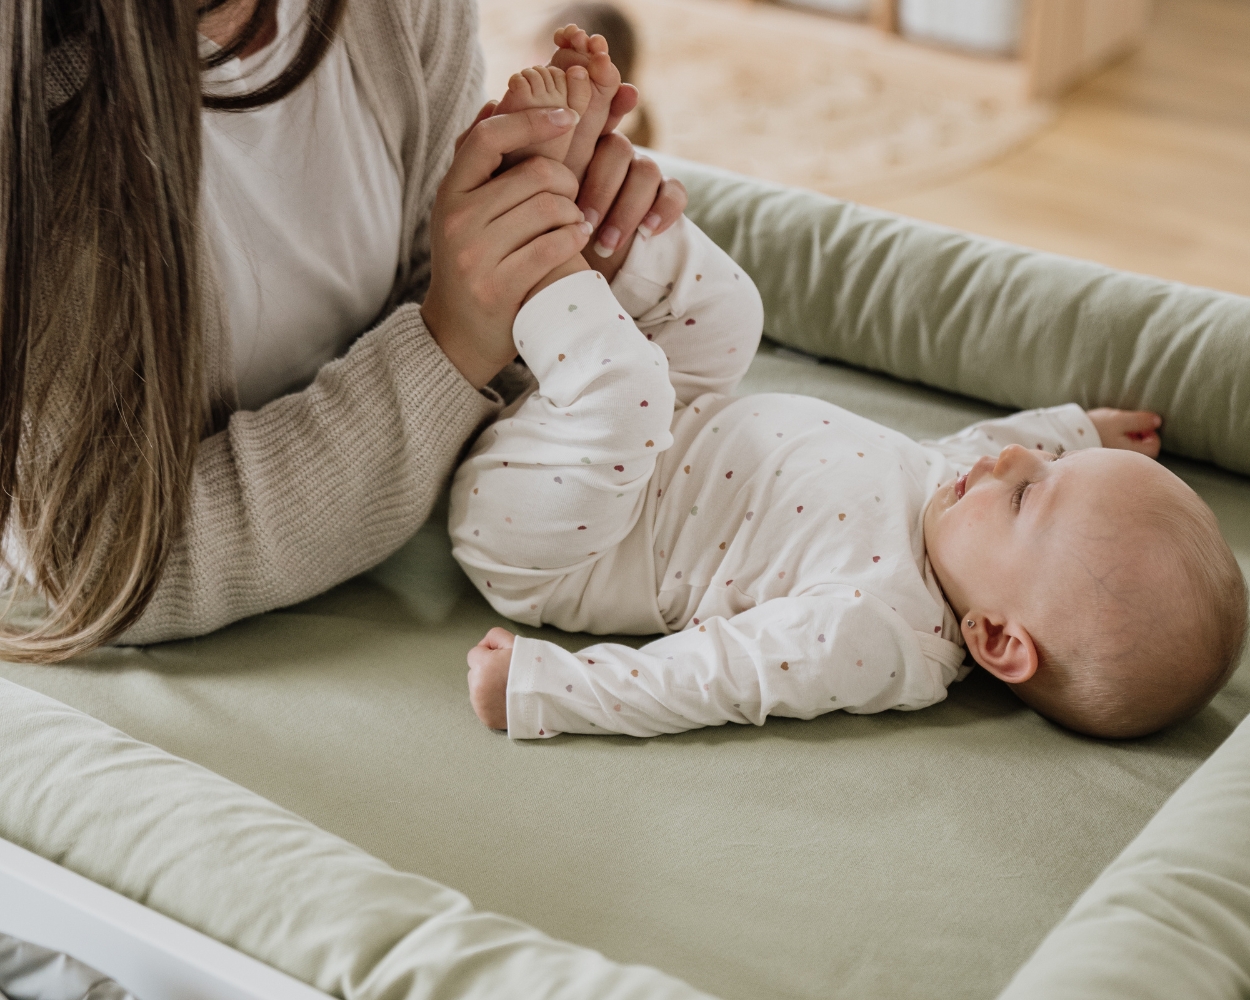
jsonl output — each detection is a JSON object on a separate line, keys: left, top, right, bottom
{"left": 603, "top": 83, "right": 639, "bottom": 136}
{"left": 445, "top": 107, "right": 580, "bottom": 195}
{"left": 454, "top": 100, "right": 498, "bottom": 154}
{"left": 591, "top": 147, "right": 663, "bottom": 258}
{"left": 642, "top": 176, "right": 688, "bottom": 236}
{"left": 576, "top": 131, "right": 633, "bottom": 230}
{"left": 473, "top": 155, "right": 581, "bottom": 229}
{"left": 501, "top": 222, "right": 593, "bottom": 295}
{"left": 488, "top": 189, "right": 588, "bottom": 260}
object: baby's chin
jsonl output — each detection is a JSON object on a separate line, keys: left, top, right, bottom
{"left": 921, "top": 478, "right": 962, "bottom": 601}
{"left": 921, "top": 477, "right": 959, "bottom": 552}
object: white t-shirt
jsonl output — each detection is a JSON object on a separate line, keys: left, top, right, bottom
{"left": 200, "top": 0, "right": 403, "bottom": 411}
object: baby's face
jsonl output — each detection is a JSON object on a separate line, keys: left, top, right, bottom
{"left": 923, "top": 444, "right": 1152, "bottom": 621}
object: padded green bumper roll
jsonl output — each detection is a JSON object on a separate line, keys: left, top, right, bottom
{"left": 998, "top": 713, "right": 1250, "bottom": 999}
{"left": 0, "top": 679, "right": 713, "bottom": 1000}
{"left": 652, "top": 154, "right": 1250, "bottom": 477}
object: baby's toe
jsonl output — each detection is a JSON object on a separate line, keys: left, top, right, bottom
{"left": 547, "top": 65, "right": 568, "bottom": 100}
{"left": 521, "top": 66, "right": 547, "bottom": 97}
{"left": 507, "top": 70, "right": 533, "bottom": 103}
{"left": 587, "top": 47, "right": 621, "bottom": 95}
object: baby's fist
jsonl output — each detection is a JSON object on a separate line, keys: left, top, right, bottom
{"left": 1088, "top": 408, "right": 1162, "bottom": 459}
{"left": 468, "top": 627, "right": 514, "bottom": 730}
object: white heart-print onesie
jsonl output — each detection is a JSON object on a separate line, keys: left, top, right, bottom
{"left": 449, "top": 217, "right": 1100, "bottom": 738}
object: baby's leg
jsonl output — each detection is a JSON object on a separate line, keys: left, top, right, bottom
{"left": 613, "top": 217, "right": 765, "bottom": 407}
{"left": 449, "top": 270, "right": 676, "bottom": 621}
{"left": 496, "top": 64, "right": 593, "bottom": 171}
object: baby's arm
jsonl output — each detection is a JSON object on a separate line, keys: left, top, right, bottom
{"left": 470, "top": 590, "right": 963, "bottom": 738}
{"left": 927, "top": 404, "right": 1162, "bottom": 466}
{"left": 610, "top": 217, "right": 764, "bottom": 405}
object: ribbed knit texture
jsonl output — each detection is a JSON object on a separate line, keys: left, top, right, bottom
{"left": 46, "top": 0, "right": 500, "bottom": 643}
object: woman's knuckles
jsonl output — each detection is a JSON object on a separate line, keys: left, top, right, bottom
{"left": 517, "top": 155, "right": 578, "bottom": 198}
{"left": 631, "top": 154, "right": 662, "bottom": 185}
{"left": 441, "top": 205, "right": 474, "bottom": 242}
{"left": 453, "top": 246, "right": 482, "bottom": 278}
{"left": 531, "top": 190, "right": 580, "bottom": 223}
{"left": 597, "top": 131, "right": 633, "bottom": 162}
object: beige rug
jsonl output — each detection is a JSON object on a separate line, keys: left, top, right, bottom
{"left": 478, "top": 0, "right": 1054, "bottom": 201}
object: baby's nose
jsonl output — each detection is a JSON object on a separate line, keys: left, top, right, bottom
{"left": 992, "top": 444, "right": 1029, "bottom": 476}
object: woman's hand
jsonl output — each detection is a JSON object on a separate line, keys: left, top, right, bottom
{"left": 578, "top": 134, "right": 688, "bottom": 282}
{"left": 421, "top": 104, "right": 593, "bottom": 390}
{"left": 1088, "top": 408, "right": 1163, "bottom": 458}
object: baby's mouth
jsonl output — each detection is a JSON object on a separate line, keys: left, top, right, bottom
{"left": 954, "top": 473, "right": 968, "bottom": 501}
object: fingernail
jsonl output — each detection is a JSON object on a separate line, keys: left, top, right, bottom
{"left": 578, "top": 220, "right": 593, "bottom": 237}
{"left": 637, "top": 213, "right": 661, "bottom": 239}
{"left": 545, "top": 108, "right": 579, "bottom": 127}
{"left": 582, "top": 207, "right": 600, "bottom": 229}
{"left": 593, "top": 225, "right": 620, "bottom": 257}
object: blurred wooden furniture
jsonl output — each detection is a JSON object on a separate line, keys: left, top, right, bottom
{"left": 1021, "top": 0, "right": 1153, "bottom": 95}
{"left": 774, "top": 0, "right": 1153, "bottom": 97}
{"left": 869, "top": 0, "right": 898, "bottom": 31}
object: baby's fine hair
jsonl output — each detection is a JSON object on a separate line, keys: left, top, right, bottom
{"left": 1030, "top": 481, "right": 1247, "bottom": 739}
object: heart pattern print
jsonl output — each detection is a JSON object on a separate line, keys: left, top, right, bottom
{"left": 447, "top": 214, "right": 1102, "bottom": 739}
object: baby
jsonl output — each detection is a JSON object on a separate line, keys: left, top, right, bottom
{"left": 449, "top": 53, "right": 1248, "bottom": 742}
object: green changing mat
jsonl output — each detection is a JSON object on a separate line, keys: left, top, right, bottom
{"left": 1001, "top": 708, "right": 1250, "bottom": 998}
{"left": 2, "top": 157, "right": 1249, "bottom": 1000}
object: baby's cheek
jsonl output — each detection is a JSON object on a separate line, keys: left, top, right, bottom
{"left": 933, "top": 503, "right": 1000, "bottom": 600}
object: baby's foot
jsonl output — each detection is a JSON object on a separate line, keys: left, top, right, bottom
{"left": 549, "top": 27, "right": 623, "bottom": 185}
{"left": 497, "top": 64, "right": 592, "bottom": 171}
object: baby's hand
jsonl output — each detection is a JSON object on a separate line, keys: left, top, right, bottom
{"left": 1087, "top": 408, "right": 1163, "bottom": 458}
{"left": 467, "top": 627, "right": 514, "bottom": 730}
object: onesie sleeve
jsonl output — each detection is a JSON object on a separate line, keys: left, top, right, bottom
{"left": 609, "top": 216, "right": 764, "bottom": 405}
{"left": 505, "top": 589, "right": 965, "bottom": 739}
{"left": 924, "top": 403, "right": 1101, "bottom": 468}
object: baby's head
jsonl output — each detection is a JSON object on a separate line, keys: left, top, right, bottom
{"left": 924, "top": 444, "right": 1247, "bottom": 738}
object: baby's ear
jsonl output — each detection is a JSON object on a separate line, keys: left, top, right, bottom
{"left": 966, "top": 617, "right": 1038, "bottom": 685}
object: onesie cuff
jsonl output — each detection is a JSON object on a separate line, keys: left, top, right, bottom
{"left": 506, "top": 636, "right": 558, "bottom": 740}
{"left": 1056, "top": 403, "right": 1102, "bottom": 449}
{"left": 512, "top": 269, "right": 629, "bottom": 372}
{"left": 610, "top": 217, "right": 690, "bottom": 318}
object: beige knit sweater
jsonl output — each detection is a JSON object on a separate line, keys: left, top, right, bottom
{"left": 108, "top": 0, "right": 500, "bottom": 643}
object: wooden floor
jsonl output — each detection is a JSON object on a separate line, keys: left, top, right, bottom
{"left": 866, "top": 0, "right": 1250, "bottom": 296}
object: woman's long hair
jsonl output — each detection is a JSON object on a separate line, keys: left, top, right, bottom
{"left": 0, "top": 0, "right": 346, "bottom": 661}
